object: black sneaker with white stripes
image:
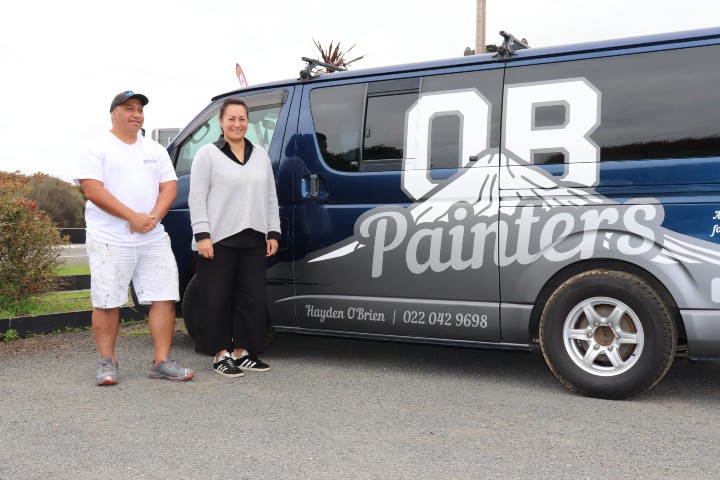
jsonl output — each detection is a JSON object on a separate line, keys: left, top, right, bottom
{"left": 213, "top": 354, "right": 244, "bottom": 377}
{"left": 234, "top": 354, "right": 271, "bottom": 372}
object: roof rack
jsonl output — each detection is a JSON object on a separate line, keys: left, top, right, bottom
{"left": 494, "top": 31, "right": 530, "bottom": 60}
{"left": 299, "top": 57, "right": 347, "bottom": 80}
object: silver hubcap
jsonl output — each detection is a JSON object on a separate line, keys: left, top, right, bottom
{"left": 562, "top": 297, "right": 644, "bottom": 377}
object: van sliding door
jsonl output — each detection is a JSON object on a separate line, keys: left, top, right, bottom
{"left": 291, "top": 65, "right": 505, "bottom": 344}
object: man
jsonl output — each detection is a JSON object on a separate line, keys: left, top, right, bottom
{"left": 75, "top": 90, "right": 194, "bottom": 385}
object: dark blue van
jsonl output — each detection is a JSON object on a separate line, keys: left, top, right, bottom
{"left": 162, "top": 27, "right": 720, "bottom": 399}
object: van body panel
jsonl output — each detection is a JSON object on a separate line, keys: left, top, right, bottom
{"left": 267, "top": 86, "right": 301, "bottom": 328}
{"left": 682, "top": 310, "right": 720, "bottom": 358}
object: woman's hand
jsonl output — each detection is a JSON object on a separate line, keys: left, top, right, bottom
{"left": 266, "top": 239, "right": 279, "bottom": 257}
{"left": 198, "top": 238, "right": 214, "bottom": 259}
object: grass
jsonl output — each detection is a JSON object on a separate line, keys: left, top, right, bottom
{"left": 1, "top": 319, "right": 151, "bottom": 342}
{"left": 0, "top": 262, "right": 91, "bottom": 318}
{"left": 0, "top": 290, "right": 94, "bottom": 318}
{"left": 0, "top": 265, "right": 150, "bottom": 340}
{"left": 122, "top": 326, "right": 151, "bottom": 336}
{"left": 0, "top": 288, "right": 137, "bottom": 318}
{"left": 55, "top": 264, "right": 90, "bottom": 276}
{"left": 1, "top": 329, "right": 19, "bottom": 341}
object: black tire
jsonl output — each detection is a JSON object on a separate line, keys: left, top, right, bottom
{"left": 130, "top": 281, "right": 150, "bottom": 317}
{"left": 264, "top": 313, "right": 278, "bottom": 348}
{"left": 539, "top": 269, "right": 676, "bottom": 400}
{"left": 181, "top": 274, "right": 278, "bottom": 348}
{"left": 181, "top": 275, "right": 199, "bottom": 341}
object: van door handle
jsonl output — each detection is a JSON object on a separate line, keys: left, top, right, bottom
{"left": 309, "top": 174, "right": 320, "bottom": 198}
{"left": 302, "top": 174, "right": 327, "bottom": 200}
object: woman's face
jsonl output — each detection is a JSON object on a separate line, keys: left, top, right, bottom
{"left": 220, "top": 104, "right": 249, "bottom": 142}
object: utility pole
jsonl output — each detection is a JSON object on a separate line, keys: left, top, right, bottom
{"left": 475, "top": 0, "right": 486, "bottom": 54}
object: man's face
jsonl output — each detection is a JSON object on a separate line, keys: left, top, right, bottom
{"left": 111, "top": 98, "right": 144, "bottom": 135}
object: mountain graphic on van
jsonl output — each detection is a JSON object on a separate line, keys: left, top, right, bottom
{"left": 310, "top": 146, "right": 720, "bottom": 285}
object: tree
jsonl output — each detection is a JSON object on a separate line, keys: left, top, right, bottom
{"left": 25, "top": 174, "right": 86, "bottom": 228}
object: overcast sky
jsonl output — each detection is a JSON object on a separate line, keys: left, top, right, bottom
{"left": 1, "top": 0, "right": 718, "bottom": 182}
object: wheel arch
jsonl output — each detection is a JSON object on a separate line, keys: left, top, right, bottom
{"left": 527, "top": 259, "right": 684, "bottom": 346}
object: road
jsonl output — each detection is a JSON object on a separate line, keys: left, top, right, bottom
{"left": 58, "top": 243, "right": 88, "bottom": 267}
{"left": 1, "top": 324, "right": 719, "bottom": 479}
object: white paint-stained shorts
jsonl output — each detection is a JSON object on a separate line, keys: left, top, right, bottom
{"left": 86, "top": 233, "right": 180, "bottom": 308}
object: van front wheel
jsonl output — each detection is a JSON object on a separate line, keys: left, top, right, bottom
{"left": 539, "top": 270, "right": 676, "bottom": 400}
{"left": 130, "top": 281, "right": 150, "bottom": 317}
{"left": 181, "top": 274, "right": 277, "bottom": 348}
{"left": 181, "top": 275, "right": 199, "bottom": 341}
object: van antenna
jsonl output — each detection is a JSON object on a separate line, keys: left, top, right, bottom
{"left": 299, "top": 57, "right": 347, "bottom": 80}
{"left": 494, "top": 31, "right": 529, "bottom": 60}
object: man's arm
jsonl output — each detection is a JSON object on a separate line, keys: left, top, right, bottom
{"left": 79, "top": 179, "right": 157, "bottom": 233}
{"left": 149, "top": 180, "right": 177, "bottom": 222}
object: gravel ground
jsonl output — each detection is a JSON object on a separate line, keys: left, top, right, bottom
{"left": 1, "top": 322, "right": 720, "bottom": 479}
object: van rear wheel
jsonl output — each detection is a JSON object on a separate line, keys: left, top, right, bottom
{"left": 539, "top": 269, "right": 676, "bottom": 400}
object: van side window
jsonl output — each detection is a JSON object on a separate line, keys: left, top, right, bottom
{"left": 310, "top": 72, "right": 507, "bottom": 173}
{"left": 175, "top": 115, "right": 222, "bottom": 174}
{"left": 504, "top": 46, "right": 720, "bottom": 164}
{"left": 421, "top": 69, "right": 504, "bottom": 176}
{"left": 310, "top": 84, "right": 365, "bottom": 172}
{"left": 243, "top": 103, "right": 281, "bottom": 151}
{"left": 363, "top": 78, "right": 420, "bottom": 172}
{"left": 310, "top": 79, "right": 421, "bottom": 173}
{"left": 428, "top": 115, "right": 462, "bottom": 170}
{"left": 175, "top": 90, "right": 287, "bottom": 174}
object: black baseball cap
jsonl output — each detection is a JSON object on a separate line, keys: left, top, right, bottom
{"left": 110, "top": 90, "right": 149, "bottom": 112}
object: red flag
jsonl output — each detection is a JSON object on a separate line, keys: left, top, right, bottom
{"left": 236, "top": 63, "right": 248, "bottom": 87}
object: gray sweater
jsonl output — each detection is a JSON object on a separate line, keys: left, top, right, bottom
{"left": 188, "top": 142, "right": 280, "bottom": 250}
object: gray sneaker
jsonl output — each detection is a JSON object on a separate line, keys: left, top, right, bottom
{"left": 96, "top": 357, "right": 118, "bottom": 386}
{"left": 148, "top": 357, "right": 195, "bottom": 382}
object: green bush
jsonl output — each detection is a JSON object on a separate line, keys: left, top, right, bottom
{"left": 25, "top": 174, "right": 85, "bottom": 228}
{"left": 0, "top": 173, "right": 65, "bottom": 313}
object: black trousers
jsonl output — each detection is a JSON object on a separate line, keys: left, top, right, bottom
{"left": 194, "top": 242, "right": 267, "bottom": 356}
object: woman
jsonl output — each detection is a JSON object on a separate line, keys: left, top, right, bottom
{"left": 188, "top": 97, "right": 280, "bottom": 377}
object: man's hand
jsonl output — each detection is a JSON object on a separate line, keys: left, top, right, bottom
{"left": 128, "top": 212, "right": 158, "bottom": 234}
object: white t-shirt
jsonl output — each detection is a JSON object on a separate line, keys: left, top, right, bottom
{"left": 75, "top": 131, "right": 178, "bottom": 246}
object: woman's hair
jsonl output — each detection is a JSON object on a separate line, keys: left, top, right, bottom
{"left": 219, "top": 97, "right": 249, "bottom": 119}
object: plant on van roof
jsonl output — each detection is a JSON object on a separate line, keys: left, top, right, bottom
{"left": 312, "top": 39, "right": 366, "bottom": 72}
